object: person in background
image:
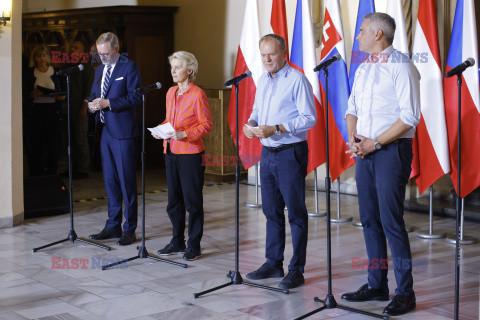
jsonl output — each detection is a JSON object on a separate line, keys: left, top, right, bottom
{"left": 153, "top": 51, "right": 212, "bottom": 261}
{"left": 27, "top": 44, "right": 65, "bottom": 176}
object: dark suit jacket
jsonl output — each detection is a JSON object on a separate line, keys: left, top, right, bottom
{"left": 90, "top": 59, "right": 142, "bottom": 139}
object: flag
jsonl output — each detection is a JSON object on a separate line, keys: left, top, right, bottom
{"left": 349, "top": 0, "right": 375, "bottom": 91}
{"left": 318, "top": 0, "right": 355, "bottom": 181}
{"left": 411, "top": 0, "right": 450, "bottom": 194}
{"left": 227, "top": 0, "right": 264, "bottom": 169}
{"left": 290, "top": 0, "right": 327, "bottom": 174}
{"left": 270, "top": 0, "right": 289, "bottom": 61}
{"left": 386, "top": 0, "right": 409, "bottom": 54}
{"left": 444, "top": 0, "right": 480, "bottom": 198}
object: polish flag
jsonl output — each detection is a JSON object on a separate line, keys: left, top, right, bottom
{"left": 444, "top": 0, "right": 480, "bottom": 197}
{"left": 227, "top": 0, "right": 264, "bottom": 169}
{"left": 411, "top": 0, "right": 450, "bottom": 194}
{"left": 290, "top": 0, "right": 327, "bottom": 173}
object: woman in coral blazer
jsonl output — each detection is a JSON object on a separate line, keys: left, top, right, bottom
{"left": 152, "top": 51, "right": 212, "bottom": 261}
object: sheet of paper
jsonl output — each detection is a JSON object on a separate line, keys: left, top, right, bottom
{"left": 148, "top": 122, "right": 175, "bottom": 139}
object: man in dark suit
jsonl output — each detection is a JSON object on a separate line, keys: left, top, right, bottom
{"left": 88, "top": 32, "right": 142, "bottom": 246}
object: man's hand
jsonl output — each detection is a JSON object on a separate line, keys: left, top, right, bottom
{"left": 88, "top": 98, "right": 110, "bottom": 112}
{"left": 253, "top": 125, "right": 276, "bottom": 139}
{"left": 345, "top": 134, "right": 375, "bottom": 158}
{"left": 243, "top": 120, "right": 258, "bottom": 139}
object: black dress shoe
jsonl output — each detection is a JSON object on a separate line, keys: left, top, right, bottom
{"left": 89, "top": 227, "right": 122, "bottom": 240}
{"left": 245, "top": 263, "right": 284, "bottom": 280}
{"left": 278, "top": 269, "right": 305, "bottom": 289}
{"left": 341, "top": 284, "right": 389, "bottom": 302}
{"left": 383, "top": 293, "right": 416, "bottom": 316}
{"left": 117, "top": 231, "right": 136, "bottom": 246}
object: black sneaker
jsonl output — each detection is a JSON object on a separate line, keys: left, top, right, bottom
{"left": 157, "top": 243, "right": 186, "bottom": 256}
{"left": 183, "top": 248, "right": 202, "bottom": 261}
{"left": 89, "top": 227, "right": 122, "bottom": 240}
{"left": 341, "top": 284, "right": 389, "bottom": 302}
{"left": 278, "top": 269, "right": 305, "bottom": 289}
{"left": 383, "top": 293, "right": 416, "bottom": 316}
{"left": 245, "top": 263, "right": 284, "bottom": 280}
{"left": 117, "top": 231, "right": 136, "bottom": 246}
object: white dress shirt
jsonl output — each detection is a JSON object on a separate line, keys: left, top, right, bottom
{"left": 346, "top": 46, "right": 421, "bottom": 139}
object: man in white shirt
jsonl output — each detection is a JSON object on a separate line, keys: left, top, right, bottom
{"left": 342, "top": 13, "right": 420, "bottom": 317}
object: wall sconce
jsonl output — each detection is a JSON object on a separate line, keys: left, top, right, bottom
{"left": 0, "top": 0, "right": 11, "bottom": 26}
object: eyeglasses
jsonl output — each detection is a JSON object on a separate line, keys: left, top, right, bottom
{"left": 97, "top": 52, "right": 115, "bottom": 58}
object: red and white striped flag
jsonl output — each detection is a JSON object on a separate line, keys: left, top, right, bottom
{"left": 386, "top": 0, "right": 409, "bottom": 54}
{"left": 227, "top": 0, "right": 264, "bottom": 169}
{"left": 411, "top": 0, "right": 450, "bottom": 194}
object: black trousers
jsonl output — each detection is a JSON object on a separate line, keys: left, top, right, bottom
{"left": 165, "top": 146, "right": 205, "bottom": 250}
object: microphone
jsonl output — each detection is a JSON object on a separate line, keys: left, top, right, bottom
{"left": 134, "top": 82, "right": 162, "bottom": 93}
{"left": 445, "top": 58, "right": 475, "bottom": 78}
{"left": 224, "top": 70, "right": 252, "bottom": 87}
{"left": 313, "top": 53, "right": 342, "bottom": 72}
{"left": 56, "top": 64, "right": 84, "bottom": 75}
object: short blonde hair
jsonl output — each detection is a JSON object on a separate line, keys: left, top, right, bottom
{"left": 168, "top": 51, "right": 199, "bottom": 82}
{"left": 30, "top": 44, "right": 51, "bottom": 68}
{"left": 96, "top": 32, "right": 119, "bottom": 49}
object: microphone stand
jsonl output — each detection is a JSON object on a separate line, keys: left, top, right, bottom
{"left": 102, "top": 90, "right": 187, "bottom": 270}
{"left": 295, "top": 65, "right": 387, "bottom": 320}
{"left": 33, "top": 72, "right": 111, "bottom": 252}
{"left": 193, "top": 79, "right": 288, "bottom": 298}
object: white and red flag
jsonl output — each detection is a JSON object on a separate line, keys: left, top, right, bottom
{"left": 227, "top": 0, "right": 264, "bottom": 169}
{"left": 410, "top": 0, "right": 450, "bottom": 194}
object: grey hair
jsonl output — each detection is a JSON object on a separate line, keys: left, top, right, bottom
{"left": 259, "top": 34, "right": 287, "bottom": 51}
{"left": 96, "top": 32, "right": 119, "bottom": 49}
{"left": 169, "top": 51, "right": 199, "bottom": 82}
{"left": 364, "top": 13, "right": 396, "bottom": 45}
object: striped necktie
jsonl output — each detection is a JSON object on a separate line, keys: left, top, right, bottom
{"left": 100, "top": 65, "right": 112, "bottom": 123}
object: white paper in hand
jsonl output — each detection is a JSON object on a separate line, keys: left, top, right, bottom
{"left": 148, "top": 122, "right": 175, "bottom": 139}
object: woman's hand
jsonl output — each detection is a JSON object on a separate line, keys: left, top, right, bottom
{"left": 31, "top": 87, "right": 43, "bottom": 98}
{"left": 170, "top": 130, "right": 187, "bottom": 140}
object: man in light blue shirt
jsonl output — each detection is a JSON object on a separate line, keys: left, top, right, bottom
{"left": 342, "top": 13, "right": 420, "bottom": 317}
{"left": 242, "top": 34, "right": 316, "bottom": 290}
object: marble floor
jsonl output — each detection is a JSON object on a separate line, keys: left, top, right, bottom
{"left": 4, "top": 169, "right": 480, "bottom": 319}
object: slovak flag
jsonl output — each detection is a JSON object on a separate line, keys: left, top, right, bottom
{"left": 349, "top": 0, "right": 375, "bottom": 91}
{"left": 411, "top": 0, "right": 450, "bottom": 194}
{"left": 290, "top": 0, "right": 327, "bottom": 173}
{"left": 444, "top": 0, "right": 480, "bottom": 198}
{"left": 318, "top": 0, "right": 355, "bottom": 181}
{"left": 227, "top": 0, "right": 264, "bottom": 170}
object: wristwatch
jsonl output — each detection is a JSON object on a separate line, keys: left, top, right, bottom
{"left": 374, "top": 139, "right": 382, "bottom": 150}
{"left": 275, "top": 125, "right": 281, "bottom": 136}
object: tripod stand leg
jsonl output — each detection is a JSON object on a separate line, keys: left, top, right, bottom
{"left": 147, "top": 253, "right": 187, "bottom": 268}
{"left": 293, "top": 306, "right": 327, "bottom": 320}
{"left": 194, "top": 281, "right": 234, "bottom": 298}
{"left": 76, "top": 237, "right": 111, "bottom": 251}
{"left": 242, "top": 281, "right": 289, "bottom": 294}
{"left": 102, "top": 256, "right": 139, "bottom": 270}
{"left": 314, "top": 297, "right": 389, "bottom": 320}
{"left": 32, "top": 237, "right": 70, "bottom": 252}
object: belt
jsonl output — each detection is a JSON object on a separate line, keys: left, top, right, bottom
{"left": 263, "top": 141, "right": 306, "bottom": 152}
{"left": 391, "top": 138, "right": 412, "bottom": 145}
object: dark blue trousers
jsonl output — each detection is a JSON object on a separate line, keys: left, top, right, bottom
{"left": 260, "top": 141, "right": 308, "bottom": 273}
{"left": 100, "top": 128, "right": 138, "bottom": 232}
{"left": 356, "top": 142, "right": 414, "bottom": 295}
{"left": 165, "top": 147, "right": 205, "bottom": 251}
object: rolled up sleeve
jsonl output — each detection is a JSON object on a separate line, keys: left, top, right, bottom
{"left": 395, "top": 64, "right": 421, "bottom": 127}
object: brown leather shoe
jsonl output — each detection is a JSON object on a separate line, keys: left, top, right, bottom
{"left": 89, "top": 227, "right": 122, "bottom": 240}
